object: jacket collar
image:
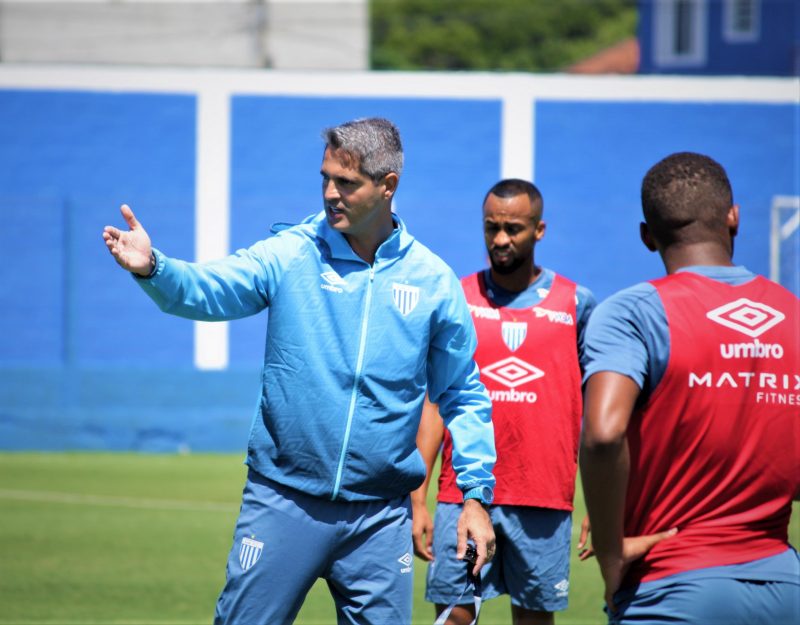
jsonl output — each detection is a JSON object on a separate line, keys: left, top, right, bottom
{"left": 311, "top": 210, "right": 414, "bottom": 263}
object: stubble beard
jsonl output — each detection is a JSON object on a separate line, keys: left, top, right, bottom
{"left": 489, "top": 254, "right": 525, "bottom": 275}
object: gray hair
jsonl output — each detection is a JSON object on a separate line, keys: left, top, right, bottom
{"left": 322, "top": 117, "right": 404, "bottom": 180}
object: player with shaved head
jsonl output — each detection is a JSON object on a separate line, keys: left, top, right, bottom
{"left": 414, "top": 178, "right": 596, "bottom": 625}
{"left": 580, "top": 152, "right": 799, "bottom": 625}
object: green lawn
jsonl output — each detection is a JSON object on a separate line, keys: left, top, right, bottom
{"left": 1, "top": 453, "right": 797, "bottom": 624}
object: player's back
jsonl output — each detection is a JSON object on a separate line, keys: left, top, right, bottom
{"left": 624, "top": 272, "right": 799, "bottom": 585}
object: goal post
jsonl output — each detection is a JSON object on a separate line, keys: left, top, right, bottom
{"left": 769, "top": 195, "right": 800, "bottom": 296}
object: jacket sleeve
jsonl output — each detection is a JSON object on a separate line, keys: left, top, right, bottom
{"left": 133, "top": 234, "right": 296, "bottom": 321}
{"left": 426, "top": 272, "right": 496, "bottom": 499}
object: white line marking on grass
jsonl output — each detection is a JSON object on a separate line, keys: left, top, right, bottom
{"left": 0, "top": 489, "right": 236, "bottom": 512}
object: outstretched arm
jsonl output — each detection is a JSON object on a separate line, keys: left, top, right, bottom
{"left": 102, "top": 204, "right": 153, "bottom": 276}
{"left": 102, "top": 204, "right": 280, "bottom": 321}
{"left": 411, "top": 397, "right": 444, "bottom": 561}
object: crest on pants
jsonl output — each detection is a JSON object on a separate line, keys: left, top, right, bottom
{"left": 393, "top": 283, "right": 420, "bottom": 316}
{"left": 239, "top": 536, "right": 264, "bottom": 572}
{"left": 502, "top": 321, "right": 527, "bottom": 352}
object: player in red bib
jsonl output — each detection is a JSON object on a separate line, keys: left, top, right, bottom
{"left": 413, "top": 179, "right": 596, "bottom": 625}
{"left": 580, "top": 152, "right": 800, "bottom": 624}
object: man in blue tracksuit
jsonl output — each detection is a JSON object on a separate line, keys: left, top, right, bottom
{"left": 102, "top": 117, "right": 497, "bottom": 624}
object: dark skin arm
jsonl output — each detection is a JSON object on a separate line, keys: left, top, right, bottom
{"left": 411, "top": 397, "right": 444, "bottom": 561}
{"left": 580, "top": 372, "right": 677, "bottom": 611}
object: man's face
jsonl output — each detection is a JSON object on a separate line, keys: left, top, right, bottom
{"left": 321, "top": 147, "right": 389, "bottom": 238}
{"left": 483, "top": 193, "right": 544, "bottom": 275}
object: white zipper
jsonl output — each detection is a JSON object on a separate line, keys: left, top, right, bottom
{"left": 331, "top": 264, "right": 375, "bottom": 500}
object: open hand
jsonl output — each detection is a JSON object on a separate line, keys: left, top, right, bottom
{"left": 102, "top": 204, "right": 153, "bottom": 276}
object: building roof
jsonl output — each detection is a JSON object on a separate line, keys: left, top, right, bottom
{"left": 566, "top": 37, "right": 639, "bottom": 74}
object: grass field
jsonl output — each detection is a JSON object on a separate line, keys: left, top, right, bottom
{"left": 1, "top": 453, "right": 798, "bottom": 625}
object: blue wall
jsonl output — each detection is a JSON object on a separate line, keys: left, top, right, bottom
{"left": 1, "top": 82, "right": 797, "bottom": 451}
{"left": 534, "top": 100, "right": 798, "bottom": 293}
{"left": 638, "top": 0, "right": 800, "bottom": 76}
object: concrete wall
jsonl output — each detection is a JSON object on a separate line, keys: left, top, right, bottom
{"left": 0, "top": 0, "right": 368, "bottom": 70}
{"left": 1, "top": 65, "right": 797, "bottom": 451}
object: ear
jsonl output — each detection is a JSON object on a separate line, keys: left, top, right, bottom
{"left": 640, "top": 221, "right": 658, "bottom": 252}
{"left": 727, "top": 204, "right": 739, "bottom": 238}
{"left": 535, "top": 220, "right": 547, "bottom": 242}
{"left": 382, "top": 172, "right": 399, "bottom": 199}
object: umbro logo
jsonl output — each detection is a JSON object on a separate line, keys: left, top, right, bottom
{"left": 482, "top": 356, "right": 544, "bottom": 388}
{"left": 554, "top": 578, "right": 569, "bottom": 597}
{"left": 706, "top": 298, "right": 785, "bottom": 338}
{"left": 398, "top": 552, "right": 413, "bottom": 573}
{"left": 320, "top": 271, "right": 346, "bottom": 294}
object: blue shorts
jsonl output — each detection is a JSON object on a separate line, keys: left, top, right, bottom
{"left": 214, "top": 470, "right": 413, "bottom": 625}
{"left": 608, "top": 548, "right": 800, "bottom": 625}
{"left": 425, "top": 503, "right": 572, "bottom": 612}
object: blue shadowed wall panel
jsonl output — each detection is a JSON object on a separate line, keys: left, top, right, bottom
{"left": 0, "top": 90, "right": 197, "bottom": 365}
{"left": 534, "top": 100, "right": 798, "bottom": 302}
{"left": 2, "top": 82, "right": 796, "bottom": 451}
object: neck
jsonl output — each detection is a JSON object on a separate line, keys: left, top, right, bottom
{"left": 345, "top": 211, "right": 395, "bottom": 264}
{"left": 489, "top": 261, "right": 541, "bottom": 293}
{"left": 661, "top": 242, "right": 734, "bottom": 275}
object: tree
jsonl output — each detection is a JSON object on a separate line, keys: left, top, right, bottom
{"left": 371, "top": 0, "right": 637, "bottom": 72}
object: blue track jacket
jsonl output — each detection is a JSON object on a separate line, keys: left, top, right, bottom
{"left": 136, "top": 211, "right": 495, "bottom": 502}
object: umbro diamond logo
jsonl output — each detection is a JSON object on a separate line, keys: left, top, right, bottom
{"left": 239, "top": 537, "right": 264, "bottom": 572}
{"left": 398, "top": 552, "right": 413, "bottom": 573}
{"left": 706, "top": 298, "right": 785, "bottom": 338}
{"left": 321, "top": 271, "right": 346, "bottom": 286}
{"left": 482, "top": 356, "right": 544, "bottom": 388}
{"left": 320, "top": 271, "right": 346, "bottom": 294}
{"left": 554, "top": 579, "right": 569, "bottom": 597}
{"left": 393, "top": 283, "right": 420, "bottom": 316}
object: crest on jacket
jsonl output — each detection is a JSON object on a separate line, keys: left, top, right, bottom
{"left": 393, "top": 283, "right": 420, "bottom": 316}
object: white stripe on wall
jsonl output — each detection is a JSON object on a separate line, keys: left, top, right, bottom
{"left": 501, "top": 89, "right": 534, "bottom": 181}
{"left": 1, "top": 66, "right": 796, "bottom": 103}
{"left": 194, "top": 87, "right": 230, "bottom": 370}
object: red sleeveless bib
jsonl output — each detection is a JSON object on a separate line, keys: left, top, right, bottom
{"left": 625, "top": 272, "right": 800, "bottom": 584}
{"left": 438, "top": 271, "right": 582, "bottom": 509}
